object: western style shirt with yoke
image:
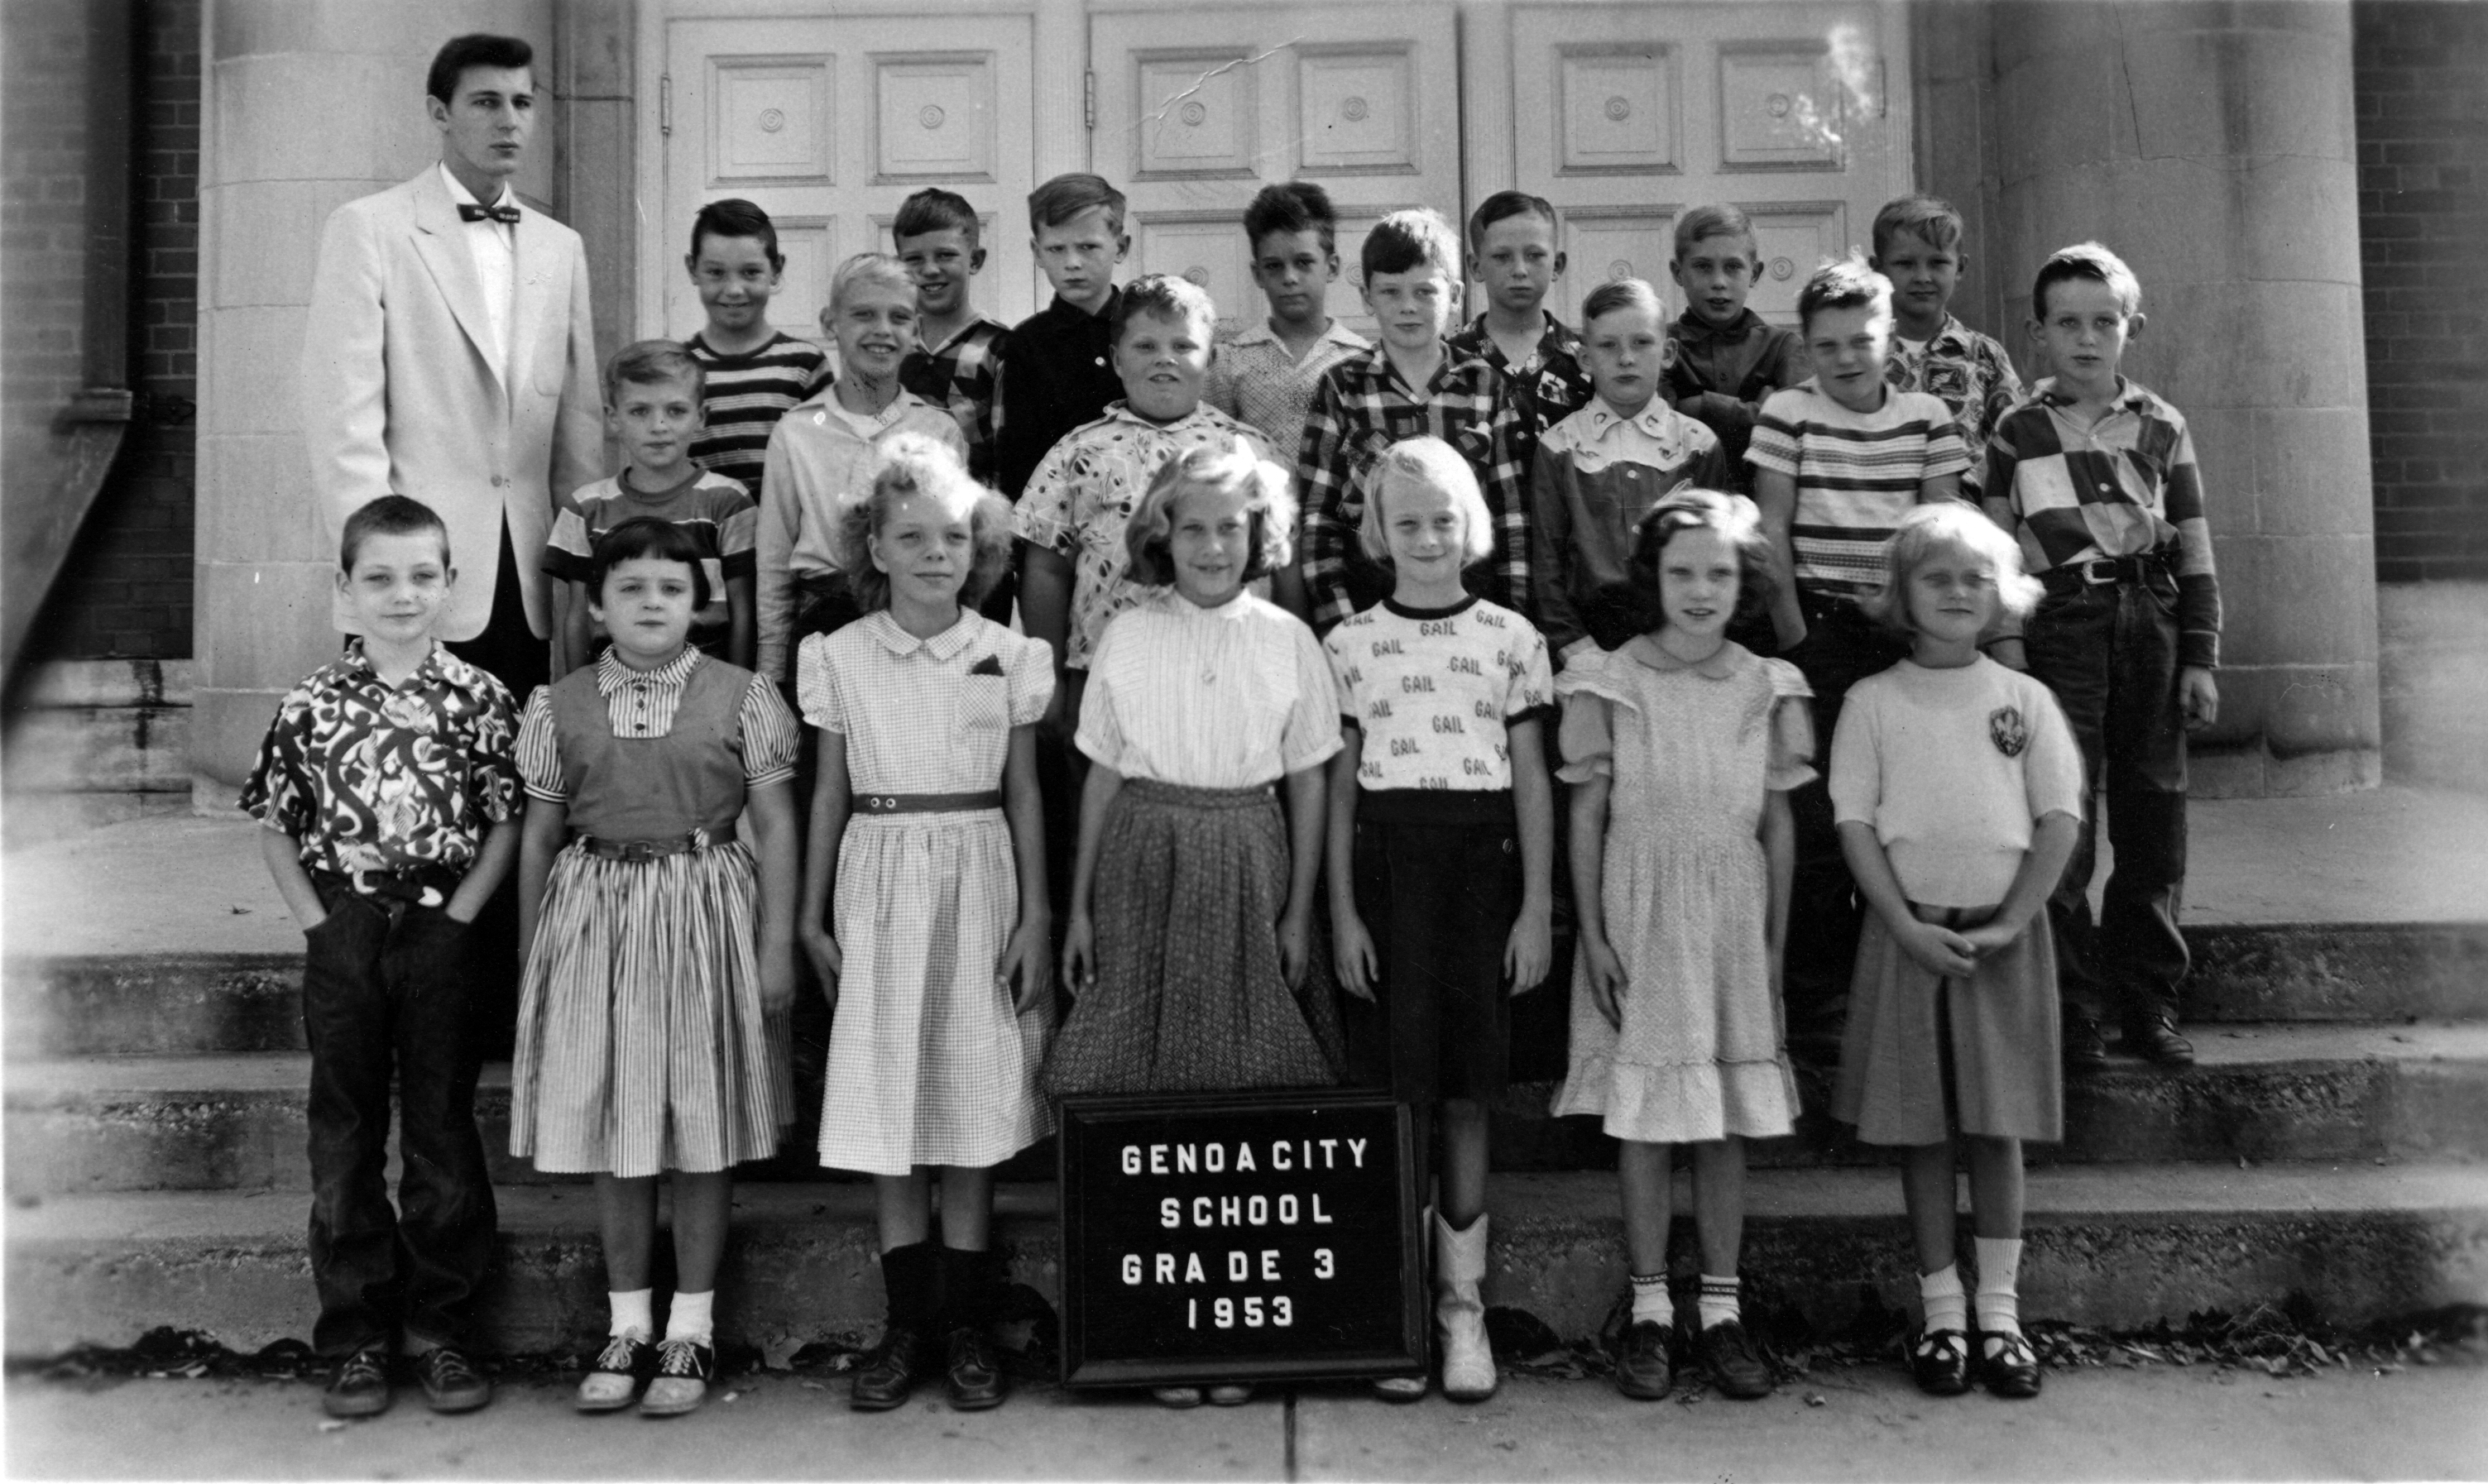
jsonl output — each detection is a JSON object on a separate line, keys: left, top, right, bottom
{"left": 1883, "top": 314, "right": 2024, "bottom": 498}
{"left": 1530, "top": 398, "right": 1732, "bottom": 661}
{"left": 899, "top": 315, "right": 1011, "bottom": 486}
{"left": 1296, "top": 343, "right": 1530, "bottom": 634}
{"left": 242, "top": 640, "right": 521, "bottom": 901}
{"left": 994, "top": 289, "right": 1125, "bottom": 501}
{"left": 1981, "top": 376, "right": 2223, "bottom": 669}
{"left": 1663, "top": 308, "right": 1810, "bottom": 488}
{"left": 1207, "top": 318, "right": 1371, "bottom": 462}
{"left": 1448, "top": 311, "right": 1596, "bottom": 481}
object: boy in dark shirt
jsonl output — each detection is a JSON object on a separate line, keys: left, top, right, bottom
{"left": 1664, "top": 203, "right": 1808, "bottom": 491}
{"left": 990, "top": 173, "right": 1130, "bottom": 502}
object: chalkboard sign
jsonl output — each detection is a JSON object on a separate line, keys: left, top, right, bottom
{"left": 1056, "top": 1088, "right": 1425, "bottom": 1389}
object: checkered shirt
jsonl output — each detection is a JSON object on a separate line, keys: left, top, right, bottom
{"left": 1884, "top": 314, "right": 2025, "bottom": 496}
{"left": 1207, "top": 318, "right": 1371, "bottom": 462}
{"left": 1447, "top": 311, "right": 1597, "bottom": 480}
{"left": 1295, "top": 344, "right": 1530, "bottom": 634}
{"left": 899, "top": 316, "right": 1010, "bottom": 487}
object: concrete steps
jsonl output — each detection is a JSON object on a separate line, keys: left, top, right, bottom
{"left": 0, "top": 660, "right": 194, "bottom": 852}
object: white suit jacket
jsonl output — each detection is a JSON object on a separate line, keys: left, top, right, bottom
{"left": 300, "top": 166, "right": 602, "bottom": 641}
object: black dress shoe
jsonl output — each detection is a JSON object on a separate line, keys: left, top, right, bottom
{"left": 850, "top": 1327, "right": 929, "bottom": 1411}
{"left": 1910, "top": 1327, "right": 1971, "bottom": 1396}
{"left": 943, "top": 1327, "right": 1005, "bottom": 1410}
{"left": 1699, "top": 1320, "right": 1774, "bottom": 1399}
{"left": 323, "top": 1348, "right": 392, "bottom": 1419}
{"left": 1613, "top": 1320, "right": 1675, "bottom": 1400}
{"left": 2126, "top": 1014, "right": 2195, "bottom": 1067}
{"left": 1979, "top": 1329, "right": 2044, "bottom": 1398}
{"left": 412, "top": 1345, "right": 491, "bottom": 1414}
{"left": 2063, "top": 1015, "right": 2107, "bottom": 1073}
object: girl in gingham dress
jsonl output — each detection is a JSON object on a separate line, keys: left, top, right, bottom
{"left": 795, "top": 435, "right": 1054, "bottom": 1415}
{"left": 511, "top": 517, "right": 802, "bottom": 1419}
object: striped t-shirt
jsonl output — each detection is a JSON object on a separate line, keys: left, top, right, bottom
{"left": 687, "top": 331, "right": 832, "bottom": 492}
{"left": 546, "top": 469, "right": 757, "bottom": 653}
{"left": 1746, "top": 379, "right": 1971, "bottom": 599}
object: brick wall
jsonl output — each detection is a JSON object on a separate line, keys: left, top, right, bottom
{"left": 2356, "top": 0, "right": 2488, "bottom": 583}
{"left": 1, "top": 2, "right": 93, "bottom": 571}
{"left": 16, "top": 0, "right": 199, "bottom": 663}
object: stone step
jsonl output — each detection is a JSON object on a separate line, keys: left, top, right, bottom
{"left": 12, "top": 921, "right": 2485, "bottom": 1064}
{"left": 8, "top": 1163, "right": 2485, "bottom": 1359}
{"left": 9, "top": 1023, "right": 2485, "bottom": 1198}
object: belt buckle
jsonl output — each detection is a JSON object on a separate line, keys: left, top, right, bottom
{"left": 865, "top": 795, "right": 894, "bottom": 813}
{"left": 618, "top": 840, "right": 658, "bottom": 864}
{"left": 2080, "top": 559, "right": 2118, "bottom": 586}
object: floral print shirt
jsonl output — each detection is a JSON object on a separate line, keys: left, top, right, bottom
{"left": 1884, "top": 314, "right": 2025, "bottom": 496}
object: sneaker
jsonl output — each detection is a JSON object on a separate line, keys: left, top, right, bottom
{"left": 1909, "top": 1327, "right": 1971, "bottom": 1397}
{"left": 943, "top": 1327, "right": 1005, "bottom": 1411}
{"left": 1205, "top": 1384, "right": 1254, "bottom": 1405}
{"left": 639, "top": 1338, "right": 713, "bottom": 1417}
{"left": 849, "top": 1327, "right": 928, "bottom": 1412}
{"left": 1152, "top": 1386, "right": 1204, "bottom": 1408}
{"left": 2063, "top": 1014, "right": 2107, "bottom": 1073}
{"left": 577, "top": 1334, "right": 652, "bottom": 1413}
{"left": 1613, "top": 1320, "right": 1675, "bottom": 1400}
{"left": 322, "top": 1348, "right": 392, "bottom": 1419}
{"left": 410, "top": 1345, "right": 491, "bottom": 1414}
{"left": 1370, "top": 1373, "right": 1428, "bottom": 1402}
{"left": 1979, "top": 1328, "right": 2044, "bottom": 1398}
{"left": 1698, "top": 1319, "right": 1774, "bottom": 1400}
{"left": 2126, "top": 1014, "right": 2196, "bottom": 1068}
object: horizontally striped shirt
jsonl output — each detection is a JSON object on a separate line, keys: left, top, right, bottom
{"left": 1747, "top": 379, "right": 1970, "bottom": 600}
{"left": 546, "top": 470, "right": 756, "bottom": 652}
{"left": 515, "top": 647, "right": 798, "bottom": 797}
{"left": 899, "top": 315, "right": 1009, "bottom": 486}
{"left": 1076, "top": 588, "right": 1342, "bottom": 787}
{"left": 1982, "top": 376, "right": 2222, "bottom": 669}
{"left": 688, "top": 331, "right": 833, "bottom": 493}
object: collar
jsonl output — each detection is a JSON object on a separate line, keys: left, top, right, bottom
{"left": 1624, "top": 634, "right": 1746, "bottom": 682}
{"left": 1458, "top": 311, "right": 1578, "bottom": 362}
{"left": 2035, "top": 375, "right": 2152, "bottom": 413}
{"left": 1359, "top": 342, "right": 1490, "bottom": 396}
{"left": 328, "top": 637, "right": 453, "bottom": 691}
{"left": 594, "top": 645, "right": 702, "bottom": 695}
{"left": 792, "top": 382, "right": 932, "bottom": 423}
{"left": 1046, "top": 286, "right": 1121, "bottom": 327}
{"left": 1229, "top": 318, "right": 1370, "bottom": 353}
{"left": 1579, "top": 398, "right": 1697, "bottom": 448}
{"left": 437, "top": 161, "right": 513, "bottom": 213}
{"left": 1100, "top": 400, "right": 1225, "bottom": 434}
{"left": 1672, "top": 308, "right": 1765, "bottom": 345}
{"left": 1382, "top": 593, "right": 1478, "bottom": 620}
{"left": 923, "top": 316, "right": 1009, "bottom": 356}
{"left": 1923, "top": 314, "right": 1973, "bottom": 354}
{"left": 1158, "top": 586, "right": 1254, "bottom": 623}
{"left": 865, "top": 609, "right": 980, "bottom": 659}
{"left": 618, "top": 465, "right": 707, "bottom": 502}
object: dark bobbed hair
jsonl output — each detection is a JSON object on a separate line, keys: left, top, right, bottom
{"left": 426, "top": 34, "right": 532, "bottom": 105}
{"left": 689, "top": 198, "right": 782, "bottom": 270}
{"left": 1244, "top": 180, "right": 1338, "bottom": 256}
{"left": 339, "top": 494, "right": 450, "bottom": 573}
{"left": 1123, "top": 439, "right": 1297, "bottom": 589}
{"left": 590, "top": 516, "right": 712, "bottom": 615}
{"left": 893, "top": 188, "right": 981, "bottom": 249}
{"left": 1602, "top": 488, "right": 1775, "bottom": 640}
{"left": 833, "top": 433, "right": 1014, "bottom": 613}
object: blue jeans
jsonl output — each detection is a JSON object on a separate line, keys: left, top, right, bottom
{"left": 2021, "top": 572, "right": 2191, "bottom": 1027}
{"left": 301, "top": 878, "right": 496, "bottom": 1357}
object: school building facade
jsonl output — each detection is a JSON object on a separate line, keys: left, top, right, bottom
{"left": 6, "top": 0, "right": 2483, "bottom": 821}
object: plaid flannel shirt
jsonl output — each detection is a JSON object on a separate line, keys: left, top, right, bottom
{"left": 1295, "top": 343, "right": 1528, "bottom": 634}
{"left": 899, "top": 315, "right": 1010, "bottom": 487}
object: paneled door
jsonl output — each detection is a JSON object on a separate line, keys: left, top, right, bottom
{"left": 662, "top": 15, "right": 1039, "bottom": 350}
{"left": 1088, "top": 3, "right": 1462, "bottom": 337}
{"left": 1505, "top": 2, "right": 1910, "bottom": 323}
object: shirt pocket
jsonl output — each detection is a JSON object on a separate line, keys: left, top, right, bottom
{"left": 956, "top": 673, "right": 1010, "bottom": 733}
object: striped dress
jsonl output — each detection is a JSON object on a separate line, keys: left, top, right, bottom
{"left": 510, "top": 649, "right": 800, "bottom": 1177}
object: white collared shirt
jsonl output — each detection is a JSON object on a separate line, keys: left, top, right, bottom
{"left": 438, "top": 161, "right": 516, "bottom": 375}
{"left": 1076, "top": 589, "right": 1342, "bottom": 787}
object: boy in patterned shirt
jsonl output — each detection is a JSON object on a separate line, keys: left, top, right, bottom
{"left": 682, "top": 199, "right": 832, "bottom": 491}
{"left": 1869, "top": 194, "right": 2025, "bottom": 497}
{"left": 1449, "top": 190, "right": 1594, "bottom": 483}
{"left": 895, "top": 188, "right": 1010, "bottom": 489}
{"left": 1982, "top": 242, "right": 2221, "bottom": 1073}
{"left": 1664, "top": 204, "right": 1809, "bottom": 491}
{"left": 1209, "top": 180, "right": 1371, "bottom": 460}
{"left": 244, "top": 495, "right": 522, "bottom": 1422}
{"left": 1299, "top": 208, "right": 1529, "bottom": 634}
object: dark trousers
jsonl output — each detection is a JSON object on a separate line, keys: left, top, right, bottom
{"left": 1781, "top": 591, "right": 1910, "bottom": 1059}
{"left": 2022, "top": 572, "right": 2190, "bottom": 1027}
{"left": 302, "top": 877, "right": 497, "bottom": 1357}
{"left": 441, "top": 521, "right": 546, "bottom": 1059}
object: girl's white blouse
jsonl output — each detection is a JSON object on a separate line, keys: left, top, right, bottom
{"left": 1076, "top": 588, "right": 1342, "bottom": 787}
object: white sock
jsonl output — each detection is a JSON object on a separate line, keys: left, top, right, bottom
{"left": 664, "top": 1290, "right": 715, "bottom": 1345}
{"left": 1919, "top": 1264, "right": 1968, "bottom": 1334}
{"left": 1697, "top": 1273, "right": 1741, "bottom": 1331}
{"left": 1628, "top": 1272, "right": 1671, "bottom": 1327}
{"left": 609, "top": 1288, "right": 653, "bottom": 1340}
{"left": 1974, "top": 1237, "right": 2024, "bottom": 1337}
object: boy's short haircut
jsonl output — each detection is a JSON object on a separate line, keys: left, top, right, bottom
{"left": 837, "top": 432, "right": 1013, "bottom": 611}
{"left": 1863, "top": 500, "right": 2042, "bottom": 636}
{"left": 1360, "top": 208, "right": 1462, "bottom": 283}
{"left": 1870, "top": 194, "right": 1964, "bottom": 258}
{"left": 602, "top": 338, "right": 706, "bottom": 405}
{"left": 1359, "top": 435, "right": 1495, "bottom": 566}
{"left": 1671, "top": 203, "right": 1757, "bottom": 263}
{"left": 1795, "top": 253, "right": 1893, "bottom": 333}
{"left": 340, "top": 494, "right": 450, "bottom": 574}
{"left": 827, "top": 251, "right": 917, "bottom": 314}
{"left": 1467, "top": 189, "right": 1558, "bottom": 247}
{"left": 590, "top": 515, "right": 714, "bottom": 615}
{"left": 1028, "top": 173, "right": 1127, "bottom": 237}
{"left": 893, "top": 188, "right": 981, "bottom": 250}
{"left": 1580, "top": 276, "right": 1666, "bottom": 326}
{"left": 689, "top": 198, "right": 782, "bottom": 270}
{"left": 1110, "top": 273, "right": 1217, "bottom": 344}
{"left": 1124, "top": 438, "right": 1297, "bottom": 587}
{"left": 2031, "top": 240, "right": 2143, "bottom": 319}
{"left": 1243, "top": 180, "right": 1338, "bottom": 256}
{"left": 425, "top": 33, "right": 531, "bottom": 104}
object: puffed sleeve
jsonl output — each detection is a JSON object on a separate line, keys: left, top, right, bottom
{"left": 1073, "top": 625, "right": 1129, "bottom": 772}
{"left": 1826, "top": 681, "right": 1882, "bottom": 829}
{"left": 794, "top": 631, "right": 845, "bottom": 735}
{"left": 1551, "top": 650, "right": 1625, "bottom": 783}
{"left": 1278, "top": 615, "right": 1345, "bottom": 775}
{"left": 738, "top": 675, "right": 801, "bottom": 788}
{"left": 1762, "top": 658, "right": 1817, "bottom": 792}
{"left": 515, "top": 686, "right": 568, "bottom": 802}
{"left": 2019, "top": 677, "right": 2087, "bottom": 825}
{"left": 1005, "top": 633, "right": 1056, "bottom": 726}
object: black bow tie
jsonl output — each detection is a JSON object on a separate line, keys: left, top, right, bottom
{"left": 458, "top": 201, "right": 520, "bottom": 225}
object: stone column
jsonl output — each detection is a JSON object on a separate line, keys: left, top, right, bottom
{"left": 194, "top": 0, "right": 554, "bottom": 796}
{"left": 1982, "top": 0, "right": 2382, "bottom": 796}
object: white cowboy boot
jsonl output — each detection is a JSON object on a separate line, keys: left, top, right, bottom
{"left": 1436, "top": 1211, "right": 1497, "bottom": 1401}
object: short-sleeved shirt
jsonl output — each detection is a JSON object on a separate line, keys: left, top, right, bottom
{"left": 1747, "top": 379, "right": 1972, "bottom": 601}
{"left": 242, "top": 639, "right": 520, "bottom": 895}
{"left": 1828, "top": 657, "right": 2084, "bottom": 908}
{"left": 515, "top": 646, "right": 798, "bottom": 802}
{"left": 1297, "top": 344, "right": 1530, "bottom": 633}
{"left": 1884, "top": 314, "right": 2023, "bottom": 496}
{"left": 994, "top": 290, "right": 1125, "bottom": 500}
{"left": 796, "top": 610, "right": 1052, "bottom": 793}
{"left": 688, "top": 331, "right": 833, "bottom": 492}
{"left": 546, "top": 470, "right": 757, "bottom": 653}
{"left": 899, "top": 316, "right": 1011, "bottom": 487}
{"left": 1323, "top": 595, "right": 1552, "bottom": 792}
{"left": 1207, "top": 318, "right": 1371, "bottom": 462}
{"left": 1529, "top": 398, "right": 1732, "bottom": 661}
{"left": 1982, "top": 376, "right": 2222, "bottom": 670}
{"left": 1447, "top": 311, "right": 1596, "bottom": 482}
{"left": 1663, "top": 308, "right": 1809, "bottom": 486}
{"left": 1012, "top": 401, "right": 1277, "bottom": 668}
{"left": 1076, "top": 588, "right": 1343, "bottom": 787}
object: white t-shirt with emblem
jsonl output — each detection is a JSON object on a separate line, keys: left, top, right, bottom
{"left": 1323, "top": 596, "right": 1554, "bottom": 792}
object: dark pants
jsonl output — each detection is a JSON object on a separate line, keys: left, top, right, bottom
{"left": 2022, "top": 571, "right": 2190, "bottom": 1028}
{"left": 1781, "top": 591, "right": 1910, "bottom": 1060}
{"left": 441, "top": 521, "right": 546, "bottom": 1060}
{"left": 1340, "top": 792, "right": 1520, "bottom": 1105}
{"left": 302, "top": 877, "right": 496, "bottom": 1357}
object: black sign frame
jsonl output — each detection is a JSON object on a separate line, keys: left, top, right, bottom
{"left": 1056, "top": 1087, "right": 1426, "bottom": 1389}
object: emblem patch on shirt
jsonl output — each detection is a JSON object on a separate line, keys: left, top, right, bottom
{"left": 1989, "top": 705, "right": 2029, "bottom": 759}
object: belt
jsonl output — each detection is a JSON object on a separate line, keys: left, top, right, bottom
{"left": 2042, "top": 554, "right": 2168, "bottom": 592}
{"left": 311, "top": 863, "right": 463, "bottom": 908}
{"left": 851, "top": 791, "right": 1004, "bottom": 815}
{"left": 572, "top": 822, "right": 738, "bottom": 860}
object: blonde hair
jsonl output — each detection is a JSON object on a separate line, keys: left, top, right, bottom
{"left": 826, "top": 251, "right": 916, "bottom": 315}
{"left": 1863, "top": 502, "right": 2044, "bottom": 637}
{"left": 1123, "top": 438, "right": 1297, "bottom": 587}
{"left": 1358, "top": 436, "right": 1493, "bottom": 567}
{"left": 834, "top": 433, "right": 1014, "bottom": 612}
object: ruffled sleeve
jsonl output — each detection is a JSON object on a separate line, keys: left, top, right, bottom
{"left": 1762, "top": 657, "right": 1818, "bottom": 792}
{"left": 515, "top": 686, "right": 568, "bottom": 803}
{"left": 1004, "top": 630, "right": 1056, "bottom": 726}
{"left": 738, "top": 675, "right": 801, "bottom": 788}
{"left": 1551, "top": 649, "right": 1632, "bottom": 783}
{"left": 793, "top": 630, "right": 844, "bottom": 735}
